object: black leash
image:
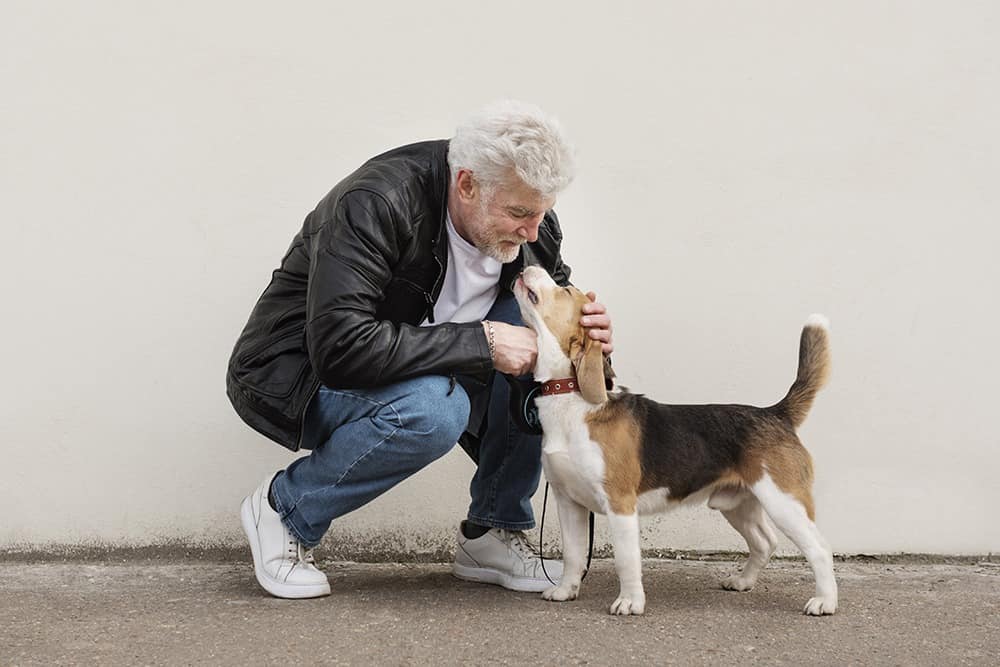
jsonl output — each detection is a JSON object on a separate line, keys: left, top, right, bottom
{"left": 539, "top": 482, "right": 595, "bottom": 586}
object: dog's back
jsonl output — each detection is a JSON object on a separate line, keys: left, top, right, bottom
{"left": 587, "top": 314, "right": 832, "bottom": 515}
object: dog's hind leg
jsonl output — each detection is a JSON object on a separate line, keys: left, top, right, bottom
{"left": 716, "top": 494, "right": 778, "bottom": 592}
{"left": 750, "top": 474, "right": 837, "bottom": 615}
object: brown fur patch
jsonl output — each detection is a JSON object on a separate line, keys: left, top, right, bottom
{"left": 698, "top": 471, "right": 747, "bottom": 499}
{"left": 538, "top": 283, "right": 607, "bottom": 403}
{"left": 586, "top": 402, "right": 642, "bottom": 515}
{"left": 540, "top": 286, "right": 592, "bottom": 355}
{"left": 777, "top": 324, "right": 831, "bottom": 428}
{"left": 739, "top": 426, "right": 816, "bottom": 520}
{"left": 586, "top": 392, "right": 818, "bottom": 521}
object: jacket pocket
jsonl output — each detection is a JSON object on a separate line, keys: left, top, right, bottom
{"left": 232, "top": 329, "right": 312, "bottom": 400}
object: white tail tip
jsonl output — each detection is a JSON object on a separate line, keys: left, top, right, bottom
{"left": 805, "top": 313, "right": 830, "bottom": 330}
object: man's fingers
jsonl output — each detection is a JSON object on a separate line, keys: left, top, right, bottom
{"left": 588, "top": 328, "right": 612, "bottom": 343}
{"left": 581, "top": 314, "right": 611, "bottom": 328}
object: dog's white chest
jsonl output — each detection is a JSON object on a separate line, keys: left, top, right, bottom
{"left": 537, "top": 396, "right": 608, "bottom": 514}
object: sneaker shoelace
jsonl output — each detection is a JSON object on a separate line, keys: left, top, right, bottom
{"left": 504, "top": 530, "right": 543, "bottom": 574}
{"left": 300, "top": 543, "right": 317, "bottom": 565}
{"left": 287, "top": 540, "right": 317, "bottom": 566}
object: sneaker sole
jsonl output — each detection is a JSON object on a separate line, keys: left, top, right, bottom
{"left": 240, "top": 495, "right": 331, "bottom": 599}
{"left": 452, "top": 562, "right": 558, "bottom": 593}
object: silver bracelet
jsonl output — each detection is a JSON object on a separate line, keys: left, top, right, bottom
{"left": 486, "top": 321, "right": 496, "bottom": 362}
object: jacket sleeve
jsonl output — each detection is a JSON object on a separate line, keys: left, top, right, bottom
{"left": 545, "top": 210, "right": 573, "bottom": 287}
{"left": 304, "top": 189, "right": 494, "bottom": 388}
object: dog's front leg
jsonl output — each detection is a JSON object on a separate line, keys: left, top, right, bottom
{"left": 607, "top": 510, "right": 645, "bottom": 615}
{"left": 541, "top": 487, "right": 589, "bottom": 602}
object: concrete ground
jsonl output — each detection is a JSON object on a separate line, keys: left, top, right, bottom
{"left": 1, "top": 558, "right": 998, "bottom": 666}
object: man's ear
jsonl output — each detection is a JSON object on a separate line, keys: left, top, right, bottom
{"left": 455, "top": 169, "right": 477, "bottom": 202}
{"left": 571, "top": 333, "right": 608, "bottom": 404}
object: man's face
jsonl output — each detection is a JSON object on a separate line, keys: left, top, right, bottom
{"left": 465, "top": 177, "right": 556, "bottom": 263}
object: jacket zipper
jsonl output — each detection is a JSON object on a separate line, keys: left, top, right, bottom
{"left": 424, "top": 251, "right": 445, "bottom": 325}
{"left": 424, "top": 292, "right": 435, "bottom": 324}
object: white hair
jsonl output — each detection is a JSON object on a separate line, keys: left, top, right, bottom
{"left": 448, "top": 100, "right": 576, "bottom": 198}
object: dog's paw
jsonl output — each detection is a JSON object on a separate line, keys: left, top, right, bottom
{"left": 720, "top": 573, "right": 756, "bottom": 592}
{"left": 803, "top": 595, "right": 837, "bottom": 616}
{"left": 608, "top": 592, "right": 646, "bottom": 616}
{"left": 542, "top": 583, "right": 578, "bottom": 602}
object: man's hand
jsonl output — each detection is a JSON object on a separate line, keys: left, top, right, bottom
{"left": 484, "top": 321, "right": 538, "bottom": 376}
{"left": 581, "top": 292, "right": 614, "bottom": 356}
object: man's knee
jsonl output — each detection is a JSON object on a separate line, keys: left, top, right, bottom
{"left": 400, "top": 376, "right": 470, "bottom": 459}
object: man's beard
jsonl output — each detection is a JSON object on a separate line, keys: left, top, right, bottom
{"left": 468, "top": 199, "right": 524, "bottom": 263}
{"left": 477, "top": 230, "right": 524, "bottom": 263}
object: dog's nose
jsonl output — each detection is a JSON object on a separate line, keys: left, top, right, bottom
{"left": 521, "top": 265, "right": 543, "bottom": 280}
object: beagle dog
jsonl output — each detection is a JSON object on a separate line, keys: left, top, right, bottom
{"left": 513, "top": 266, "right": 836, "bottom": 616}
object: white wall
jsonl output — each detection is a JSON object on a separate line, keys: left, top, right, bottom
{"left": 2, "top": 1, "right": 998, "bottom": 557}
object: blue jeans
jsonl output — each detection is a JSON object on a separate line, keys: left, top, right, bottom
{"left": 270, "top": 293, "right": 543, "bottom": 548}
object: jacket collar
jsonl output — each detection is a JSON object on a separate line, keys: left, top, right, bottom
{"left": 429, "top": 142, "right": 451, "bottom": 300}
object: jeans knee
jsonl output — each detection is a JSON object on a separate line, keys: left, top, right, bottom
{"left": 402, "top": 376, "right": 470, "bottom": 459}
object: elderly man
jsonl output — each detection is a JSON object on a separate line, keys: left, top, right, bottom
{"left": 227, "top": 101, "right": 613, "bottom": 599}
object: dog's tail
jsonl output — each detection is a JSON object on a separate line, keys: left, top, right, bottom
{"left": 774, "top": 314, "right": 831, "bottom": 429}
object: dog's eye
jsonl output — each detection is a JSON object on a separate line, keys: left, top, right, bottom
{"left": 528, "top": 289, "right": 538, "bottom": 304}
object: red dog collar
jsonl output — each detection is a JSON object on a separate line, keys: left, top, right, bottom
{"left": 540, "top": 378, "right": 580, "bottom": 396}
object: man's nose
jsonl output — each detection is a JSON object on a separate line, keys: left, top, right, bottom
{"left": 518, "top": 215, "right": 544, "bottom": 242}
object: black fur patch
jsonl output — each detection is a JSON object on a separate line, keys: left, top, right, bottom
{"left": 607, "top": 392, "right": 791, "bottom": 499}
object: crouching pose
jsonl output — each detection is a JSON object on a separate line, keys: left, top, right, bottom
{"left": 227, "top": 102, "right": 614, "bottom": 598}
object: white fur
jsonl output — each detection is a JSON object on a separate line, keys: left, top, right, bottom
{"left": 520, "top": 266, "right": 608, "bottom": 513}
{"left": 635, "top": 488, "right": 672, "bottom": 515}
{"left": 541, "top": 486, "right": 590, "bottom": 602}
{"left": 717, "top": 492, "right": 779, "bottom": 592}
{"left": 750, "top": 472, "right": 838, "bottom": 615}
{"left": 805, "top": 313, "right": 830, "bottom": 330}
{"left": 533, "top": 323, "right": 574, "bottom": 382}
{"left": 606, "top": 512, "right": 645, "bottom": 615}
{"left": 515, "top": 279, "right": 573, "bottom": 381}
{"left": 706, "top": 485, "right": 745, "bottom": 512}
{"left": 537, "top": 394, "right": 608, "bottom": 514}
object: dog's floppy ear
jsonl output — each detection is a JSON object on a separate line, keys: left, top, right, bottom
{"left": 571, "top": 333, "right": 608, "bottom": 404}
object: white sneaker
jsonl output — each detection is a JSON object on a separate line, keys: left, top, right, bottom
{"left": 240, "top": 474, "right": 331, "bottom": 599}
{"left": 452, "top": 524, "right": 563, "bottom": 592}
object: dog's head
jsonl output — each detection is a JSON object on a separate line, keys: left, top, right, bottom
{"left": 513, "top": 266, "right": 611, "bottom": 404}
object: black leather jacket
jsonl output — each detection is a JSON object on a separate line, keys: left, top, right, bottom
{"left": 226, "top": 140, "right": 571, "bottom": 451}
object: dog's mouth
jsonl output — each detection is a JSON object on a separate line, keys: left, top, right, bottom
{"left": 515, "top": 275, "right": 540, "bottom": 305}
